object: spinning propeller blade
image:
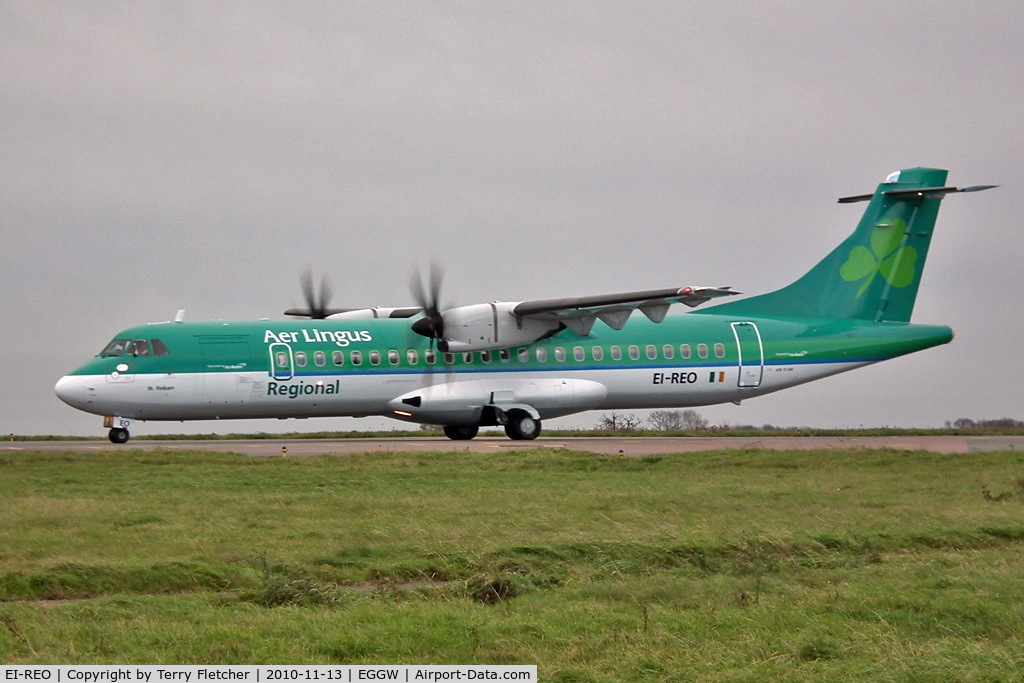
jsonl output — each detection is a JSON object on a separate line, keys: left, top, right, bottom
{"left": 410, "top": 261, "right": 448, "bottom": 350}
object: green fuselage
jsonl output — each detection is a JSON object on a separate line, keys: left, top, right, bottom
{"left": 56, "top": 312, "right": 952, "bottom": 423}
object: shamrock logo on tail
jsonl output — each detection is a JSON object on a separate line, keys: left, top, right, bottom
{"left": 840, "top": 218, "right": 917, "bottom": 298}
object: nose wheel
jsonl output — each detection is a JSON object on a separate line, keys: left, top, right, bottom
{"left": 108, "top": 428, "right": 130, "bottom": 444}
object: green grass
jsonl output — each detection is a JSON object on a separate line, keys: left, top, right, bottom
{"left": 2, "top": 447, "right": 1024, "bottom": 679}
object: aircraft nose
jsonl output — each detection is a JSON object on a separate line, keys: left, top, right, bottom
{"left": 55, "top": 375, "right": 93, "bottom": 409}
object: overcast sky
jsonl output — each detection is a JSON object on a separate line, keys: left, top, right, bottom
{"left": 2, "top": 2, "right": 1022, "bottom": 436}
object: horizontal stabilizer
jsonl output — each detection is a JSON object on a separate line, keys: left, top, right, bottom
{"left": 839, "top": 184, "right": 997, "bottom": 204}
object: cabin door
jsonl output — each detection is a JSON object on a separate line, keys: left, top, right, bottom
{"left": 268, "top": 342, "right": 294, "bottom": 381}
{"left": 731, "top": 322, "right": 764, "bottom": 388}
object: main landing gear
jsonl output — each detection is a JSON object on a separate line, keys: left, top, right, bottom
{"left": 504, "top": 413, "right": 541, "bottom": 441}
{"left": 440, "top": 411, "right": 542, "bottom": 442}
{"left": 443, "top": 425, "right": 479, "bottom": 440}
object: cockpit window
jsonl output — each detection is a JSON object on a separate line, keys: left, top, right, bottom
{"left": 127, "top": 340, "right": 152, "bottom": 357}
{"left": 100, "top": 339, "right": 130, "bottom": 357}
{"left": 151, "top": 339, "right": 170, "bottom": 357}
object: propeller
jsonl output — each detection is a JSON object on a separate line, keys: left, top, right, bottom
{"left": 300, "top": 269, "right": 333, "bottom": 320}
{"left": 408, "top": 260, "right": 458, "bottom": 387}
{"left": 410, "top": 261, "right": 448, "bottom": 351}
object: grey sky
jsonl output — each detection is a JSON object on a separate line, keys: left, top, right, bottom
{"left": 2, "top": 2, "right": 1021, "bottom": 436}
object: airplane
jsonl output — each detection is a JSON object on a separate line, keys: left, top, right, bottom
{"left": 55, "top": 167, "right": 994, "bottom": 444}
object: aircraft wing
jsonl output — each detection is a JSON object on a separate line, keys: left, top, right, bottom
{"left": 511, "top": 286, "right": 739, "bottom": 335}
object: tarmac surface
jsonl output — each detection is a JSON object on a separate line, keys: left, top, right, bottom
{"left": 5, "top": 435, "right": 1024, "bottom": 457}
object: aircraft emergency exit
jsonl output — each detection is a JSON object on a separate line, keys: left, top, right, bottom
{"left": 55, "top": 168, "right": 994, "bottom": 443}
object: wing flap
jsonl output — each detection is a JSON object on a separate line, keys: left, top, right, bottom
{"left": 513, "top": 286, "right": 739, "bottom": 330}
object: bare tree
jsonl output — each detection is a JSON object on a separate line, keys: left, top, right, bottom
{"left": 595, "top": 411, "right": 645, "bottom": 431}
{"left": 680, "top": 409, "right": 709, "bottom": 430}
{"left": 649, "top": 409, "right": 709, "bottom": 431}
{"left": 649, "top": 410, "right": 684, "bottom": 431}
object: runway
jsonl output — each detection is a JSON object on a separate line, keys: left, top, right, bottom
{"left": 4, "top": 435, "right": 1023, "bottom": 456}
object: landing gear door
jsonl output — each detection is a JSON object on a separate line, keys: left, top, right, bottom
{"left": 269, "top": 343, "right": 294, "bottom": 380}
{"left": 731, "top": 322, "right": 764, "bottom": 388}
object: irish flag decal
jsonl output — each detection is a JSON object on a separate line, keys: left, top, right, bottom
{"left": 709, "top": 371, "right": 725, "bottom": 383}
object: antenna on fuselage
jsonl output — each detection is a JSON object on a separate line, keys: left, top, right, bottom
{"left": 175, "top": 310, "right": 186, "bottom": 323}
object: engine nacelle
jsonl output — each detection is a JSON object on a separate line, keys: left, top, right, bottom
{"left": 440, "top": 302, "right": 560, "bottom": 353}
{"left": 326, "top": 307, "right": 420, "bottom": 320}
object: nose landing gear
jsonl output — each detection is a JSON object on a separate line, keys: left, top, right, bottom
{"left": 103, "top": 417, "right": 132, "bottom": 444}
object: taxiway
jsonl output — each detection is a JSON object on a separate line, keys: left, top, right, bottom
{"left": 4, "top": 435, "right": 1023, "bottom": 456}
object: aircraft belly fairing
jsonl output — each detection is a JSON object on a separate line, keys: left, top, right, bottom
{"left": 388, "top": 376, "right": 608, "bottom": 426}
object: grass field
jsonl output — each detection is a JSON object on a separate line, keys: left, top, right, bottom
{"left": 2, "top": 447, "right": 1024, "bottom": 680}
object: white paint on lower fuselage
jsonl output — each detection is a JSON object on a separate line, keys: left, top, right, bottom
{"left": 56, "top": 358, "right": 873, "bottom": 422}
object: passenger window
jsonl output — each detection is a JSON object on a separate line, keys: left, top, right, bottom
{"left": 518, "top": 348, "right": 529, "bottom": 363}
{"left": 555, "top": 347, "right": 566, "bottom": 362}
{"left": 500, "top": 349, "right": 511, "bottom": 363}
{"left": 314, "top": 351, "right": 326, "bottom": 367}
{"left": 128, "top": 340, "right": 151, "bottom": 357}
{"left": 100, "top": 339, "right": 130, "bottom": 357}
{"left": 425, "top": 349, "right": 436, "bottom": 365}
{"left": 351, "top": 351, "right": 363, "bottom": 366}
{"left": 295, "top": 352, "right": 307, "bottom": 367}
{"left": 407, "top": 350, "right": 419, "bottom": 365}
{"left": 629, "top": 345, "right": 640, "bottom": 361}
{"left": 611, "top": 346, "right": 622, "bottom": 361}
{"left": 697, "top": 344, "right": 709, "bottom": 359}
{"left": 276, "top": 352, "right": 289, "bottom": 368}
{"left": 369, "top": 351, "right": 381, "bottom": 366}
{"left": 536, "top": 348, "right": 547, "bottom": 363}
{"left": 574, "top": 347, "right": 585, "bottom": 361}
{"left": 680, "top": 344, "right": 691, "bottom": 359}
{"left": 151, "top": 339, "right": 170, "bottom": 357}
{"left": 388, "top": 350, "right": 399, "bottom": 365}
{"left": 332, "top": 351, "right": 344, "bottom": 366}
{"left": 443, "top": 352, "right": 454, "bottom": 365}
{"left": 714, "top": 343, "right": 726, "bottom": 359}
{"left": 663, "top": 344, "right": 674, "bottom": 360}
{"left": 481, "top": 350, "right": 491, "bottom": 363}
{"left": 592, "top": 346, "right": 604, "bottom": 361}
{"left": 463, "top": 352, "right": 474, "bottom": 363}
{"left": 646, "top": 345, "right": 657, "bottom": 360}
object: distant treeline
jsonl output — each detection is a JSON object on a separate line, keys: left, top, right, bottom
{"left": 944, "top": 418, "right": 1024, "bottom": 430}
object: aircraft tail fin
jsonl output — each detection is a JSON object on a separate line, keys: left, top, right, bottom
{"left": 707, "top": 168, "right": 992, "bottom": 322}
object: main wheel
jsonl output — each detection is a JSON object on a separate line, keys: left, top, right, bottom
{"left": 443, "top": 424, "right": 479, "bottom": 441}
{"left": 108, "top": 428, "right": 130, "bottom": 444}
{"left": 504, "top": 413, "right": 541, "bottom": 441}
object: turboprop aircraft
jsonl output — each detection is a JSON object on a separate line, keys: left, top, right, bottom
{"left": 56, "top": 168, "right": 993, "bottom": 443}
